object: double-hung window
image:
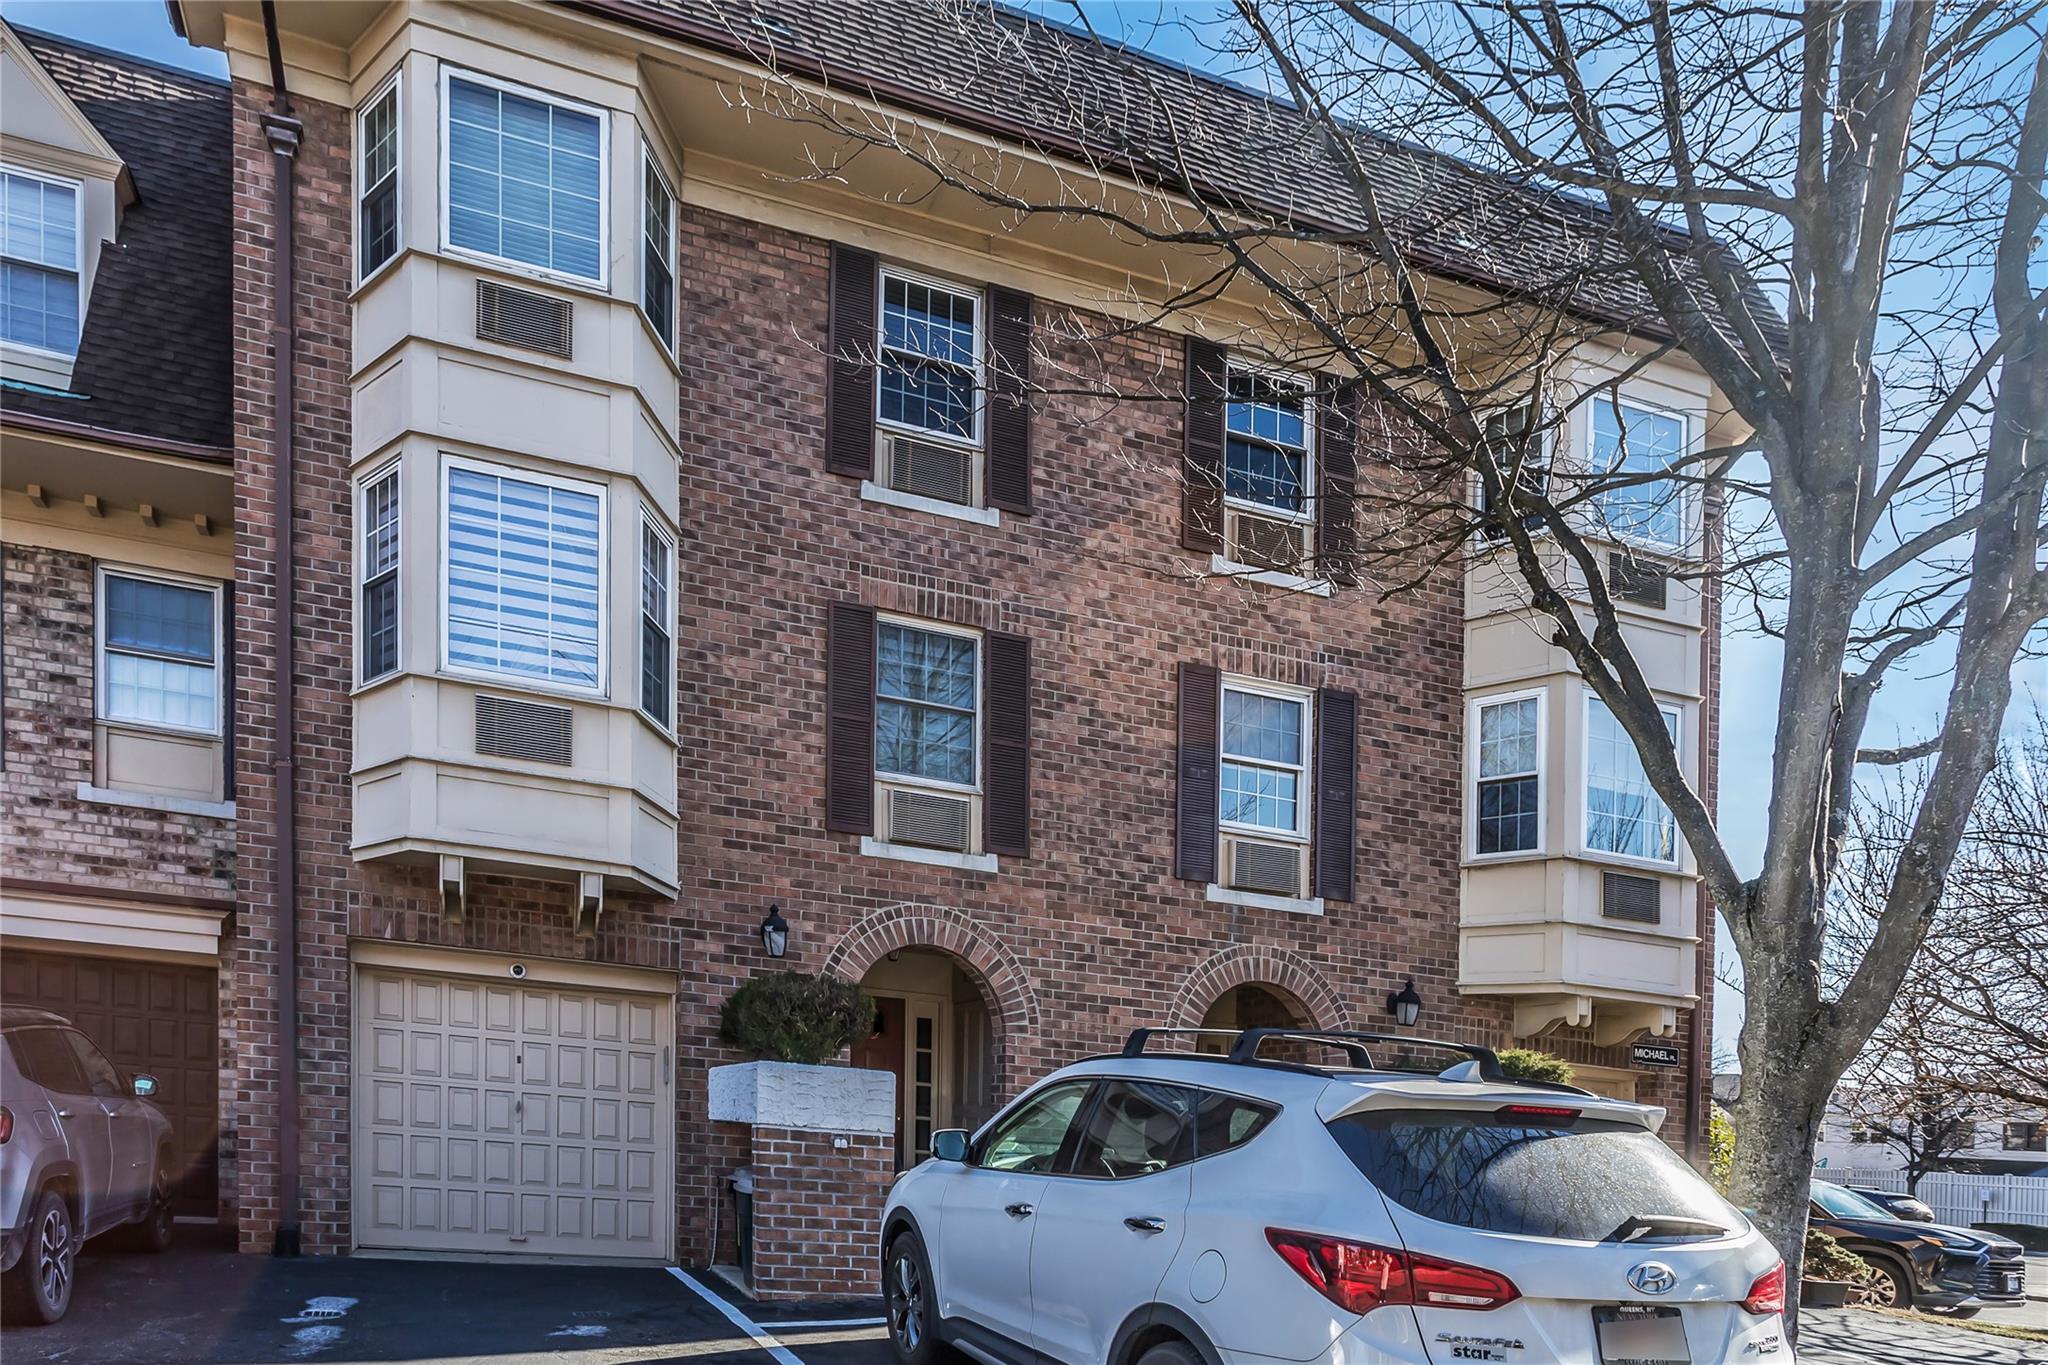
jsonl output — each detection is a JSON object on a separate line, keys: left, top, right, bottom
{"left": 443, "top": 459, "right": 604, "bottom": 692}
{"left": 875, "top": 621, "right": 978, "bottom": 789}
{"left": 1219, "top": 682, "right": 1309, "bottom": 840}
{"left": 641, "top": 148, "right": 676, "bottom": 350}
{"left": 639, "top": 513, "right": 673, "bottom": 728}
{"left": 359, "top": 465, "right": 401, "bottom": 681}
{"left": 2, "top": 167, "right": 81, "bottom": 356}
{"left": 97, "top": 569, "right": 221, "bottom": 734}
{"left": 877, "top": 270, "right": 980, "bottom": 444}
{"left": 444, "top": 71, "right": 605, "bottom": 284}
{"left": 357, "top": 80, "right": 401, "bottom": 280}
{"left": 1474, "top": 693, "right": 1541, "bottom": 855}
{"left": 1585, "top": 696, "right": 1680, "bottom": 863}
{"left": 1592, "top": 396, "right": 1687, "bottom": 550}
{"left": 1223, "top": 366, "right": 1314, "bottom": 572}
{"left": 1478, "top": 403, "right": 1551, "bottom": 534}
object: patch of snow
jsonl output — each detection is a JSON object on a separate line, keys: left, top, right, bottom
{"left": 549, "top": 1325, "right": 610, "bottom": 1338}
{"left": 282, "top": 1296, "right": 359, "bottom": 1325}
{"left": 283, "top": 1325, "right": 342, "bottom": 1358}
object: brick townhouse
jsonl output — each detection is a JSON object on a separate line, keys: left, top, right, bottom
{"left": 1, "top": 0, "right": 1733, "bottom": 1278}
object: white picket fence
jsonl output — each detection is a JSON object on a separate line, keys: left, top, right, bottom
{"left": 1824, "top": 1166, "right": 2048, "bottom": 1229}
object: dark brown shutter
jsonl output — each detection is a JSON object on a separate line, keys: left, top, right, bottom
{"left": 1314, "top": 686, "right": 1358, "bottom": 901}
{"left": 986, "top": 286, "right": 1034, "bottom": 515}
{"left": 1175, "top": 662, "right": 1220, "bottom": 882}
{"left": 1318, "top": 383, "right": 1360, "bottom": 587}
{"left": 1181, "top": 338, "right": 1227, "bottom": 552}
{"left": 825, "top": 601, "right": 877, "bottom": 834}
{"left": 983, "top": 631, "right": 1031, "bottom": 856}
{"left": 220, "top": 582, "right": 235, "bottom": 801}
{"left": 826, "top": 243, "right": 878, "bottom": 478}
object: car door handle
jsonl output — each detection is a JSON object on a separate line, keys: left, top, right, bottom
{"left": 1004, "top": 1203, "right": 1035, "bottom": 1219}
{"left": 55, "top": 1109, "right": 73, "bottom": 1120}
{"left": 1124, "top": 1216, "right": 1168, "bottom": 1234}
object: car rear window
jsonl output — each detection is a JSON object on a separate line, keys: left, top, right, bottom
{"left": 1327, "top": 1108, "right": 1745, "bottom": 1243}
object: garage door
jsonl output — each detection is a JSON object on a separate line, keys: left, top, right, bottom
{"left": 0, "top": 951, "right": 218, "bottom": 1216}
{"left": 354, "top": 967, "right": 673, "bottom": 1258}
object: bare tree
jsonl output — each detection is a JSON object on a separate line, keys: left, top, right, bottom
{"left": 692, "top": 0, "right": 2048, "bottom": 1292}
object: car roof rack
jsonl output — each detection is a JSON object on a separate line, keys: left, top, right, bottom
{"left": 1118, "top": 1026, "right": 1596, "bottom": 1095}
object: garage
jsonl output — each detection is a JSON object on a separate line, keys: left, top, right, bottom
{"left": 0, "top": 949, "right": 219, "bottom": 1216}
{"left": 352, "top": 953, "right": 674, "bottom": 1260}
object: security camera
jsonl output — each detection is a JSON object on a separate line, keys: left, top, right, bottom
{"left": 509, "top": 963, "right": 528, "bottom": 979}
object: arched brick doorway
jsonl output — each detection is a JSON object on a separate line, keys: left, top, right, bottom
{"left": 824, "top": 904, "right": 1041, "bottom": 1167}
{"left": 1171, "top": 944, "right": 1352, "bottom": 1035}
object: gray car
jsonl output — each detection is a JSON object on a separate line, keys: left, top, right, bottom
{"left": 1, "top": 1006, "right": 175, "bottom": 1324}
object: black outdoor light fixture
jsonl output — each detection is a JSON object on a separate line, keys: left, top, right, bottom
{"left": 759, "top": 905, "right": 790, "bottom": 959}
{"left": 1386, "top": 978, "right": 1422, "bottom": 1028}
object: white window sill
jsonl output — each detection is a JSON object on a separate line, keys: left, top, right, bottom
{"left": 860, "top": 481, "right": 1001, "bottom": 528}
{"left": 1208, "top": 555, "right": 1331, "bottom": 597}
{"left": 1205, "top": 883, "right": 1324, "bottom": 916}
{"left": 861, "top": 837, "right": 998, "bottom": 874}
{"left": 76, "top": 782, "right": 235, "bottom": 820}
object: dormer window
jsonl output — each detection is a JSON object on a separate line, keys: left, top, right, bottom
{"left": 1, "top": 166, "right": 81, "bottom": 357}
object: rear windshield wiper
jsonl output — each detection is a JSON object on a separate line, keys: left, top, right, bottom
{"left": 1604, "top": 1214, "right": 1730, "bottom": 1244}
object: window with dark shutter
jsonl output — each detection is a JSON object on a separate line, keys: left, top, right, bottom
{"left": 1317, "top": 384, "right": 1360, "bottom": 587}
{"left": 826, "top": 243, "right": 879, "bottom": 478}
{"left": 1175, "top": 661, "right": 1221, "bottom": 881}
{"left": 986, "top": 286, "right": 1034, "bottom": 514}
{"left": 825, "top": 601, "right": 878, "bottom": 833}
{"left": 983, "top": 632, "right": 1031, "bottom": 856}
{"left": 1314, "top": 686, "right": 1358, "bottom": 900}
{"left": 1182, "top": 339, "right": 1227, "bottom": 553}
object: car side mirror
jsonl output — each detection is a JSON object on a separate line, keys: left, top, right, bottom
{"left": 932, "top": 1129, "right": 970, "bottom": 1164}
{"left": 132, "top": 1074, "right": 159, "bottom": 1099}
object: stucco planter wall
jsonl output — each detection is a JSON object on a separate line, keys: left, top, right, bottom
{"left": 708, "top": 1060, "right": 896, "bottom": 1136}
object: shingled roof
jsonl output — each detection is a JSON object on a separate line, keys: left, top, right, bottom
{"left": 2, "top": 29, "right": 232, "bottom": 453}
{"left": 595, "top": 0, "right": 1784, "bottom": 359}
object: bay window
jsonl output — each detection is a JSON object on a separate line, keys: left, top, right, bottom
{"left": 359, "top": 464, "right": 400, "bottom": 681}
{"left": 1474, "top": 693, "right": 1541, "bottom": 855}
{"left": 1592, "top": 396, "right": 1687, "bottom": 549}
{"left": 442, "top": 458, "right": 604, "bottom": 692}
{"left": 2, "top": 166, "right": 80, "bottom": 356}
{"left": 357, "top": 79, "right": 400, "bottom": 280}
{"left": 1478, "top": 403, "right": 1552, "bottom": 534}
{"left": 639, "top": 513, "right": 673, "bottom": 727}
{"left": 1219, "top": 681, "right": 1309, "bottom": 839}
{"left": 96, "top": 569, "right": 221, "bottom": 734}
{"left": 642, "top": 148, "right": 677, "bottom": 350}
{"left": 443, "top": 70, "right": 606, "bottom": 285}
{"left": 1584, "top": 696, "right": 1680, "bottom": 863}
{"left": 875, "top": 620, "right": 979, "bottom": 789}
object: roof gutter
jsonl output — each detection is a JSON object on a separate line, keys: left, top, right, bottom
{"left": 258, "top": 0, "right": 304, "bottom": 1259}
{"left": 0, "top": 407, "right": 234, "bottom": 465}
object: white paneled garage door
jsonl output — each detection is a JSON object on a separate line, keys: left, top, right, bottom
{"left": 353, "top": 965, "right": 673, "bottom": 1259}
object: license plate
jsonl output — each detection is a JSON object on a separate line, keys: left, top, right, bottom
{"left": 1593, "top": 1305, "right": 1691, "bottom": 1365}
{"left": 1999, "top": 1272, "right": 2023, "bottom": 1295}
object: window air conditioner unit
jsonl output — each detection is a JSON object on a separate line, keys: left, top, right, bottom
{"left": 1228, "top": 512, "right": 1307, "bottom": 573}
{"left": 884, "top": 434, "right": 975, "bottom": 506}
{"left": 887, "top": 787, "right": 973, "bottom": 853}
{"left": 1227, "top": 836, "right": 1304, "bottom": 897}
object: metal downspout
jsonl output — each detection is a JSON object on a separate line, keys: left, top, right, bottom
{"left": 259, "top": 0, "right": 304, "bottom": 1258}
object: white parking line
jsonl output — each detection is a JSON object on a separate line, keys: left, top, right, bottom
{"left": 768, "top": 1318, "right": 888, "bottom": 1328}
{"left": 664, "top": 1266, "right": 808, "bottom": 1365}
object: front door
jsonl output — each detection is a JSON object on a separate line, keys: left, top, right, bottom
{"left": 938, "top": 1079, "right": 1093, "bottom": 1353}
{"left": 854, "top": 992, "right": 951, "bottom": 1169}
{"left": 1029, "top": 1082, "right": 1197, "bottom": 1365}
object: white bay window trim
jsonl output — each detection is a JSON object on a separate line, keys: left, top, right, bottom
{"left": 1587, "top": 392, "right": 1695, "bottom": 554}
{"left": 1466, "top": 688, "right": 1546, "bottom": 860}
{"left": 1217, "top": 676, "right": 1313, "bottom": 843}
{"left": 438, "top": 454, "right": 608, "bottom": 700}
{"left": 1580, "top": 692, "right": 1684, "bottom": 868}
{"left": 354, "top": 73, "right": 402, "bottom": 285}
{"left": 437, "top": 65, "right": 610, "bottom": 290}
{"left": 638, "top": 508, "right": 675, "bottom": 733}
{"left": 640, "top": 140, "right": 678, "bottom": 353}
{"left": 355, "top": 460, "right": 402, "bottom": 685}
{"left": 93, "top": 565, "right": 224, "bottom": 737}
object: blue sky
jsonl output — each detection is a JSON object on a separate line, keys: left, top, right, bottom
{"left": 15, "top": 0, "right": 2036, "bottom": 1065}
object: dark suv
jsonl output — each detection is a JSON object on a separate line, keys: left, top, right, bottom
{"left": 1809, "top": 1179, "right": 2025, "bottom": 1316}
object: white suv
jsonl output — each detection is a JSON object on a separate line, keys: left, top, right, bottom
{"left": 880, "top": 1029, "right": 1788, "bottom": 1365}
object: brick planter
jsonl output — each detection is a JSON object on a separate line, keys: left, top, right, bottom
{"left": 707, "top": 1062, "right": 897, "bottom": 1298}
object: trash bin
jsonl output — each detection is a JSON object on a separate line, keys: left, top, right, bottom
{"left": 730, "top": 1167, "right": 755, "bottom": 1274}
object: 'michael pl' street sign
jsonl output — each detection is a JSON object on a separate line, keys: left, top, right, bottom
{"left": 1631, "top": 1040, "right": 1683, "bottom": 1069}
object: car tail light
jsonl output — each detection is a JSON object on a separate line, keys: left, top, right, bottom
{"left": 1741, "top": 1261, "right": 1786, "bottom": 1315}
{"left": 1498, "top": 1104, "right": 1581, "bottom": 1123}
{"left": 1267, "top": 1229, "right": 1519, "bottom": 1315}
{"left": 0, "top": 1106, "right": 10, "bottom": 1145}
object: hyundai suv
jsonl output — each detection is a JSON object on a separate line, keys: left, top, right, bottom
{"left": 880, "top": 1028, "right": 1788, "bottom": 1365}
{"left": 1, "top": 1007, "right": 175, "bottom": 1324}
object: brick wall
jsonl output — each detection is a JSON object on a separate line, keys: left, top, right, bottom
{"left": 744, "top": 1128, "right": 895, "bottom": 1298}
{"left": 224, "top": 69, "right": 1713, "bottom": 1266}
